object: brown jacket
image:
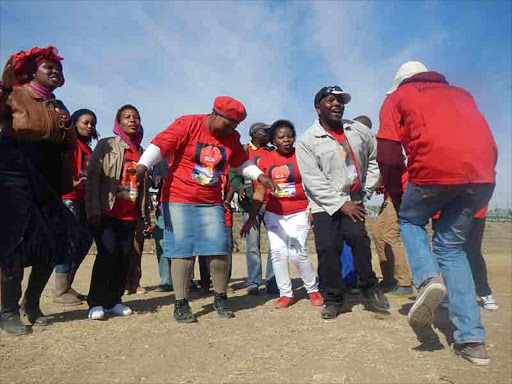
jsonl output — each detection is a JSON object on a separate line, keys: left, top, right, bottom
{"left": 0, "top": 84, "right": 74, "bottom": 193}
{"left": 85, "top": 136, "right": 150, "bottom": 222}
{"left": 0, "top": 84, "right": 72, "bottom": 142}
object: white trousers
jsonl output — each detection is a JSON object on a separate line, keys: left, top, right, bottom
{"left": 264, "top": 210, "right": 318, "bottom": 298}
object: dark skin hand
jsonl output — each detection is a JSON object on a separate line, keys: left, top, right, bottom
{"left": 72, "top": 177, "right": 86, "bottom": 188}
{"left": 340, "top": 200, "right": 367, "bottom": 222}
{"left": 240, "top": 184, "right": 265, "bottom": 237}
{"left": 256, "top": 174, "right": 277, "bottom": 193}
{"left": 238, "top": 184, "right": 250, "bottom": 199}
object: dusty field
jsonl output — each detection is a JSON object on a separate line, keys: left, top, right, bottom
{"left": 1, "top": 216, "right": 511, "bottom": 384}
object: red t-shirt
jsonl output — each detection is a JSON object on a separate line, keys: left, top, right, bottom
{"left": 104, "top": 146, "right": 141, "bottom": 221}
{"left": 329, "top": 129, "right": 362, "bottom": 194}
{"left": 62, "top": 140, "right": 92, "bottom": 201}
{"left": 151, "top": 115, "right": 248, "bottom": 204}
{"left": 246, "top": 144, "right": 273, "bottom": 204}
{"left": 256, "top": 150, "right": 308, "bottom": 216}
{"left": 247, "top": 144, "right": 272, "bottom": 168}
{"left": 377, "top": 72, "right": 497, "bottom": 185}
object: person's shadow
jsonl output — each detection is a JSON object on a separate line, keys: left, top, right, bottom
{"left": 48, "top": 293, "right": 177, "bottom": 323}
{"left": 48, "top": 277, "right": 279, "bottom": 323}
{"left": 399, "top": 302, "right": 455, "bottom": 351}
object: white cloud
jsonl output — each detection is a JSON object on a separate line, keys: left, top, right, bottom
{"left": 1, "top": 0, "right": 510, "bottom": 207}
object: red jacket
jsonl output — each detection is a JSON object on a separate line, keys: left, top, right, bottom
{"left": 377, "top": 72, "right": 497, "bottom": 193}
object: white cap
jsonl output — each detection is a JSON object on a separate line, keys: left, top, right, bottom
{"left": 387, "top": 61, "right": 428, "bottom": 94}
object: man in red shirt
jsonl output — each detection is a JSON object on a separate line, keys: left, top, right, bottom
{"left": 377, "top": 61, "right": 497, "bottom": 365}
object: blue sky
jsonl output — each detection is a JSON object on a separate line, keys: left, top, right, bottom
{"left": 1, "top": 1, "right": 511, "bottom": 207}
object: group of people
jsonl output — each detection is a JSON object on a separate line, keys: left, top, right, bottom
{"left": 0, "top": 46, "right": 499, "bottom": 367}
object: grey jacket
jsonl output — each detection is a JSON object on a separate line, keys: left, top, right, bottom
{"left": 296, "top": 119, "right": 380, "bottom": 216}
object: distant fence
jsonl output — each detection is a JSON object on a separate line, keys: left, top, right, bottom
{"left": 487, "top": 213, "right": 512, "bottom": 222}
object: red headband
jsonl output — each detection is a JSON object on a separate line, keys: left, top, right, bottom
{"left": 5, "top": 46, "right": 64, "bottom": 87}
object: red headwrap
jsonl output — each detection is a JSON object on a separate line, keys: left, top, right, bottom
{"left": 3, "top": 46, "right": 64, "bottom": 87}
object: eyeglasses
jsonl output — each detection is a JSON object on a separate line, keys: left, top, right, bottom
{"left": 314, "top": 85, "right": 345, "bottom": 104}
{"left": 324, "top": 86, "right": 343, "bottom": 93}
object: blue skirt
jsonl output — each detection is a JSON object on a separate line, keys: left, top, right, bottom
{"left": 161, "top": 202, "right": 228, "bottom": 259}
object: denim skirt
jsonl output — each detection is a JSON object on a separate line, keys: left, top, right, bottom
{"left": 161, "top": 202, "right": 228, "bottom": 259}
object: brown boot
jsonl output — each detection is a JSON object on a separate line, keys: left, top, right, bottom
{"left": 52, "top": 273, "right": 82, "bottom": 306}
{"left": 68, "top": 270, "right": 86, "bottom": 301}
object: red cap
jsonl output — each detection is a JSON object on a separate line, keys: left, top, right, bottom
{"left": 212, "top": 96, "right": 247, "bottom": 123}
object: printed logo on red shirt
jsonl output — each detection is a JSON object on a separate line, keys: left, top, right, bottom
{"left": 191, "top": 142, "right": 227, "bottom": 185}
{"left": 79, "top": 152, "right": 90, "bottom": 179}
{"left": 269, "top": 164, "right": 296, "bottom": 197}
{"left": 118, "top": 158, "right": 138, "bottom": 202}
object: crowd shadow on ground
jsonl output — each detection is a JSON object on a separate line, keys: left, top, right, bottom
{"left": 398, "top": 302, "right": 455, "bottom": 351}
{"left": 46, "top": 278, "right": 278, "bottom": 324}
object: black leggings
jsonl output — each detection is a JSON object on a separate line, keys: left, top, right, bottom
{"left": 464, "top": 218, "right": 492, "bottom": 297}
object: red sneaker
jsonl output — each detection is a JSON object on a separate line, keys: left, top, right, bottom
{"left": 275, "top": 296, "right": 295, "bottom": 308}
{"left": 309, "top": 292, "right": 324, "bottom": 306}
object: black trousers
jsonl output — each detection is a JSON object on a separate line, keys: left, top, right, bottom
{"left": 312, "top": 211, "right": 378, "bottom": 305}
{"left": 87, "top": 216, "right": 135, "bottom": 309}
{"left": 464, "top": 218, "right": 492, "bottom": 297}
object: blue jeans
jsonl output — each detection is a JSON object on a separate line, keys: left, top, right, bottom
{"left": 243, "top": 209, "right": 275, "bottom": 290}
{"left": 398, "top": 183, "right": 494, "bottom": 344}
{"left": 154, "top": 208, "right": 172, "bottom": 286}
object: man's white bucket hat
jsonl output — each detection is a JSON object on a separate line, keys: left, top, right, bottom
{"left": 387, "top": 61, "right": 428, "bottom": 94}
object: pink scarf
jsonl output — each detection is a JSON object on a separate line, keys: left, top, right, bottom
{"left": 29, "top": 80, "right": 53, "bottom": 100}
{"left": 113, "top": 118, "right": 144, "bottom": 152}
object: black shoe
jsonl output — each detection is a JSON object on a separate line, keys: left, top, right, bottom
{"left": 346, "top": 286, "right": 362, "bottom": 295}
{"left": 189, "top": 280, "right": 199, "bottom": 292}
{"left": 20, "top": 305, "right": 49, "bottom": 326}
{"left": 321, "top": 304, "right": 343, "bottom": 320}
{"left": 0, "top": 312, "right": 31, "bottom": 335}
{"left": 174, "top": 299, "right": 197, "bottom": 323}
{"left": 247, "top": 287, "right": 259, "bottom": 296}
{"left": 155, "top": 284, "right": 173, "bottom": 292}
{"left": 199, "top": 285, "right": 211, "bottom": 296}
{"left": 379, "top": 280, "right": 398, "bottom": 293}
{"left": 213, "top": 293, "right": 235, "bottom": 318}
{"left": 366, "top": 289, "right": 390, "bottom": 312}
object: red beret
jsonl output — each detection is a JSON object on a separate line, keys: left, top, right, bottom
{"left": 212, "top": 96, "right": 247, "bottom": 123}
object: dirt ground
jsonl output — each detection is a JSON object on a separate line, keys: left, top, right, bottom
{"left": 1, "top": 216, "right": 511, "bottom": 384}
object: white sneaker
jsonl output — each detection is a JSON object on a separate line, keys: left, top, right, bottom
{"left": 107, "top": 303, "right": 133, "bottom": 316}
{"left": 88, "top": 306, "right": 105, "bottom": 320}
{"left": 479, "top": 295, "right": 499, "bottom": 311}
